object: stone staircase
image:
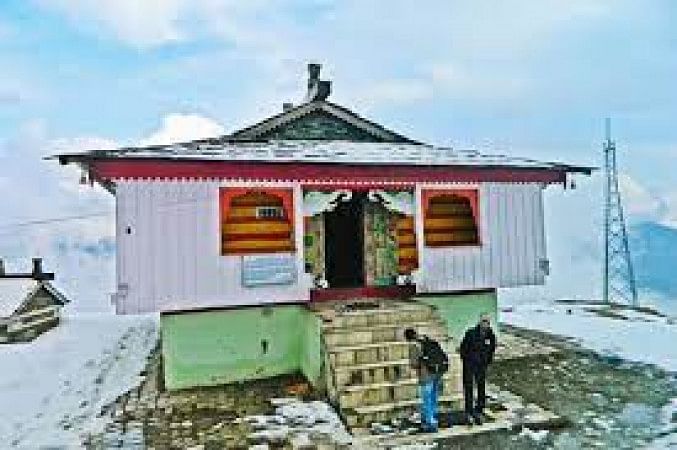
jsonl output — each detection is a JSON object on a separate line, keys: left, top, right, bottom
{"left": 315, "top": 300, "right": 463, "bottom": 430}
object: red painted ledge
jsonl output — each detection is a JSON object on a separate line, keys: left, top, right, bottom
{"left": 309, "top": 285, "right": 416, "bottom": 302}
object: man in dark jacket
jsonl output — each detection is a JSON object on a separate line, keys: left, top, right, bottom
{"left": 404, "top": 327, "right": 442, "bottom": 432}
{"left": 459, "top": 313, "right": 496, "bottom": 425}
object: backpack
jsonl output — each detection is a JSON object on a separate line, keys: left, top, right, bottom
{"left": 419, "top": 335, "right": 449, "bottom": 375}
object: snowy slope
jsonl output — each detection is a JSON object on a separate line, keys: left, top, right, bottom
{"left": 0, "top": 313, "right": 158, "bottom": 449}
{"left": 501, "top": 302, "right": 677, "bottom": 373}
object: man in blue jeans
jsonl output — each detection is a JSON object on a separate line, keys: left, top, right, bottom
{"left": 405, "top": 328, "right": 442, "bottom": 432}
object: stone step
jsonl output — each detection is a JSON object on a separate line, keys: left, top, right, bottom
{"left": 327, "top": 334, "right": 450, "bottom": 353}
{"left": 331, "top": 351, "right": 463, "bottom": 388}
{"left": 338, "top": 377, "right": 458, "bottom": 409}
{"left": 352, "top": 410, "right": 511, "bottom": 446}
{"left": 327, "top": 336, "right": 452, "bottom": 367}
{"left": 316, "top": 299, "right": 467, "bottom": 430}
{"left": 319, "top": 306, "right": 436, "bottom": 329}
{"left": 322, "top": 318, "right": 443, "bottom": 332}
{"left": 323, "top": 321, "right": 446, "bottom": 347}
{"left": 341, "top": 374, "right": 457, "bottom": 393}
{"left": 344, "top": 395, "right": 463, "bottom": 428}
{"left": 333, "top": 359, "right": 413, "bottom": 389}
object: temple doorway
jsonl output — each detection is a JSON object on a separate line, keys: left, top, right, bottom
{"left": 324, "top": 193, "right": 365, "bottom": 288}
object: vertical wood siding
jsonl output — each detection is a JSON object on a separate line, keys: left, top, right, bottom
{"left": 114, "top": 180, "right": 547, "bottom": 313}
{"left": 221, "top": 190, "right": 295, "bottom": 254}
{"left": 415, "top": 183, "right": 547, "bottom": 293}
{"left": 115, "top": 180, "right": 309, "bottom": 314}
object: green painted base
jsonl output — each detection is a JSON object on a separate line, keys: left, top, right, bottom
{"left": 161, "top": 290, "right": 498, "bottom": 391}
{"left": 161, "top": 305, "right": 322, "bottom": 391}
{"left": 416, "top": 289, "right": 499, "bottom": 342}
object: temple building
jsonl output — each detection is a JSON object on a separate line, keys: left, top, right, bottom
{"left": 53, "top": 64, "right": 592, "bottom": 427}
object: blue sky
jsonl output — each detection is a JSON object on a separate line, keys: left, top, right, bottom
{"left": 0, "top": 1, "right": 675, "bottom": 310}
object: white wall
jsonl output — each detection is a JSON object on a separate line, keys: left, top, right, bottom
{"left": 114, "top": 180, "right": 310, "bottom": 314}
{"left": 113, "top": 179, "right": 548, "bottom": 313}
{"left": 414, "top": 183, "right": 548, "bottom": 293}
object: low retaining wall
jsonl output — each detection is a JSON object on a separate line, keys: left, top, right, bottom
{"left": 161, "top": 305, "right": 322, "bottom": 390}
{"left": 416, "top": 289, "right": 498, "bottom": 342}
{"left": 161, "top": 290, "right": 498, "bottom": 391}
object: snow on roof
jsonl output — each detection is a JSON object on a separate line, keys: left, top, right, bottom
{"left": 0, "top": 279, "right": 69, "bottom": 318}
{"left": 0, "top": 279, "right": 39, "bottom": 318}
{"left": 54, "top": 140, "right": 594, "bottom": 173}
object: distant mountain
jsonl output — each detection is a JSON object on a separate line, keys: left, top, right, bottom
{"left": 629, "top": 221, "right": 677, "bottom": 299}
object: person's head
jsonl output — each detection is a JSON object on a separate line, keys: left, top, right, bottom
{"left": 479, "top": 313, "right": 491, "bottom": 330}
{"left": 404, "top": 328, "right": 417, "bottom": 341}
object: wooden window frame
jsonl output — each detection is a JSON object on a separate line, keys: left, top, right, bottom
{"left": 220, "top": 188, "right": 296, "bottom": 255}
{"left": 422, "top": 188, "right": 481, "bottom": 248}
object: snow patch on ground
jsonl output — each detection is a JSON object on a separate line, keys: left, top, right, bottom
{"left": 238, "top": 397, "right": 353, "bottom": 447}
{"left": 0, "top": 313, "right": 158, "bottom": 449}
{"left": 519, "top": 427, "right": 549, "bottom": 442}
{"left": 501, "top": 302, "right": 677, "bottom": 373}
{"left": 642, "top": 397, "right": 677, "bottom": 449}
{"left": 391, "top": 443, "right": 438, "bottom": 450}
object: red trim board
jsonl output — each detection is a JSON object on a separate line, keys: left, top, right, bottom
{"left": 90, "top": 160, "right": 567, "bottom": 185}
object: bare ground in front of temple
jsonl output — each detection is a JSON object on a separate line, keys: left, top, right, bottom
{"left": 83, "top": 352, "right": 324, "bottom": 449}
{"left": 435, "top": 325, "right": 677, "bottom": 449}
{"left": 84, "top": 326, "right": 677, "bottom": 449}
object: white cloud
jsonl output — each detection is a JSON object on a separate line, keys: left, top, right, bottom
{"left": 138, "top": 113, "right": 225, "bottom": 146}
{"left": 0, "top": 113, "right": 224, "bottom": 311}
{"left": 618, "top": 173, "right": 663, "bottom": 222}
{"left": 36, "top": 0, "right": 185, "bottom": 48}
{"left": 34, "top": 0, "right": 292, "bottom": 51}
{"left": 659, "top": 191, "right": 677, "bottom": 229}
{"left": 0, "top": 72, "right": 41, "bottom": 106}
{"left": 357, "top": 79, "right": 433, "bottom": 106}
{"left": 0, "top": 124, "right": 116, "bottom": 311}
{"left": 428, "top": 63, "right": 527, "bottom": 101}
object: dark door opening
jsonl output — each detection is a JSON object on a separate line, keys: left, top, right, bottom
{"left": 324, "top": 193, "right": 364, "bottom": 288}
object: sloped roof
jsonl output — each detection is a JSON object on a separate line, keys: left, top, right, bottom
{"left": 228, "top": 100, "right": 418, "bottom": 143}
{"left": 0, "top": 279, "right": 69, "bottom": 318}
{"left": 54, "top": 140, "right": 594, "bottom": 174}
{"left": 0, "top": 279, "right": 38, "bottom": 318}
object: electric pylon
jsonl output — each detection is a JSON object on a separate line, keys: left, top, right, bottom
{"left": 603, "top": 119, "right": 638, "bottom": 307}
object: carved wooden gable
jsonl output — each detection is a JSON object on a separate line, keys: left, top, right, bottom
{"left": 230, "top": 101, "right": 415, "bottom": 143}
{"left": 261, "top": 110, "right": 382, "bottom": 141}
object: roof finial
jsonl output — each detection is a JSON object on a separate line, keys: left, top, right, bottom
{"left": 306, "top": 62, "right": 331, "bottom": 102}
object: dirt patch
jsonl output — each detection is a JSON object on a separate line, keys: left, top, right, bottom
{"left": 460, "top": 325, "right": 677, "bottom": 449}
{"left": 84, "top": 350, "right": 320, "bottom": 449}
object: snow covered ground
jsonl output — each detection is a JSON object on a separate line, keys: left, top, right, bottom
{"left": 1, "top": 299, "right": 674, "bottom": 449}
{"left": 501, "top": 301, "right": 677, "bottom": 373}
{"left": 501, "top": 300, "right": 677, "bottom": 448}
{"left": 0, "top": 312, "right": 158, "bottom": 449}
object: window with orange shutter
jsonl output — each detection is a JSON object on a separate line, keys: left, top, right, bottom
{"left": 423, "top": 191, "right": 480, "bottom": 247}
{"left": 220, "top": 189, "right": 295, "bottom": 255}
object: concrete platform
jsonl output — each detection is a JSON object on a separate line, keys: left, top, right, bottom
{"left": 354, "top": 396, "right": 566, "bottom": 448}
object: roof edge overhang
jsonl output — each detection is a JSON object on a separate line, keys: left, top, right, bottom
{"left": 64, "top": 157, "right": 594, "bottom": 188}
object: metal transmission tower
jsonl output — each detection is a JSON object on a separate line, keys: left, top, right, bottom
{"left": 602, "top": 119, "right": 638, "bottom": 306}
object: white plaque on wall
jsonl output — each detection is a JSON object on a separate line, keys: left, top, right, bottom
{"left": 242, "top": 254, "right": 297, "bottom": 287}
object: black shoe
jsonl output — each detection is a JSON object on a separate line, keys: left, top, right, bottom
{"left": 418, "top": 424, "right": 438, "bottom": 433}
{"left": 473, "top": 413, "right": 484, "bottom": 425}
{"left": 441, "top": 415, "right": 453, "bottom": 428}
{"left": 462, "top": 413, "right": 474, "bottom": 426}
